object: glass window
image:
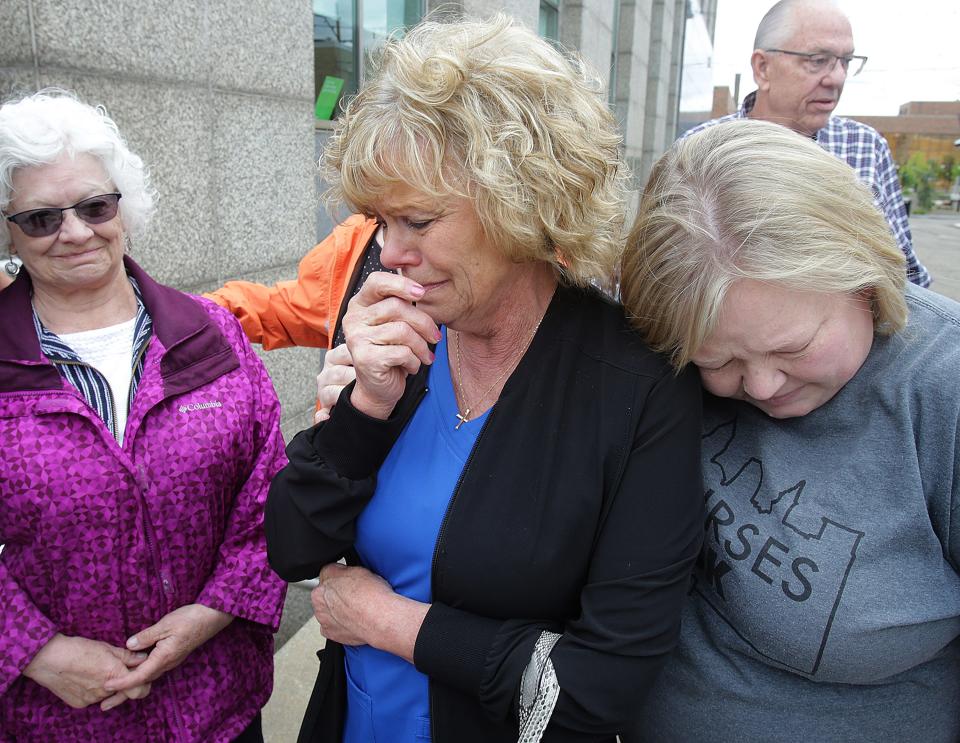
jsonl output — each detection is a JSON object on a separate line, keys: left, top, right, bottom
{"left": 314, "top": 0, "right": 356, "bottom": 120}
{"left": 539, "top": 0, "right": 559, "bottom": 42}
{"left": 362, "top": 0, "right": 422, "bottom": 54}
{"left": 314, "top": 0, "right": 423, "bottom": 121}
{"left": 609, "top": 1, "right": 620, "bottom": 106}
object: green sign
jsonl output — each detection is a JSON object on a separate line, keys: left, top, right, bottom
{"left": 315, "top": 76, "right": 345, "bottom": 121}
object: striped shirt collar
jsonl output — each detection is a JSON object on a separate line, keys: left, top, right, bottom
{"left": 34, "top": 276, "right": 154, "bottom": 440}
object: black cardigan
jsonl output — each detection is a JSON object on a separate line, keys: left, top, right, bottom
{"left": 265, "top": 285, "right": 703, "bottom": 742}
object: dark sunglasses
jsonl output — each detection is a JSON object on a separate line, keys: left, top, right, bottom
{"left": 5, "top": 193, "right": 122, "bottom": 238}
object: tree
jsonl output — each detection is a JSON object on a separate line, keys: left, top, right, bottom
{"left": 900, "top": 153, "right": 938, "bottom": 211}
{"left": 942, "top": 155, "right": 960, "bottom": 185}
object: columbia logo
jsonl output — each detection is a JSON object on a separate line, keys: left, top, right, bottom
{"left": 179, "top": 400, "right": 223, "bottom": 413}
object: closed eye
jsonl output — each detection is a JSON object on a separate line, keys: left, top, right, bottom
{"left": 697, "top": 360, "right": 731, "bottom": 372}
{"left": 777, "top": 340, "right": 812, "bottom": 357}
{"left": 370, "top": 215, "right": 434, "bottom": 231}
{"left": 405, "top": 218, "right": 434, "bottom": 230}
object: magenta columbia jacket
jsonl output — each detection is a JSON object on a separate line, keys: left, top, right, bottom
{"left": 0, "top": 258, "right": 287, "bottom": 742}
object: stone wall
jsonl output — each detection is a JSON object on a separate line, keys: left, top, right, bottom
{"left": 1, "top": 1, "right": 320, "bottom": 441}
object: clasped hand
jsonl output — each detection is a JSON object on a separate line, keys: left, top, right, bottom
{"left": 101, "top": 603, "right": 232, "bottom": 705}
{"left": 22, "top": 633, "right": 151, "bottom": 712}
{"left": 25, "top": 604, "right": 232, "bottom": 712}
{"left": 340, "top": 272, "right": 441, "bottom": 420}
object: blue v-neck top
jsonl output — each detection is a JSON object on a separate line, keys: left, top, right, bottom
{"left": 344, "top": 327, "right": 489, "bottom": 743}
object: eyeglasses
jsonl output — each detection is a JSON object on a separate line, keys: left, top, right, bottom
{"left": 5, "top": 193, "right": 122, "bottom": 238}
{"left": 764, "top": 49, "right": 868, "bottom": 77}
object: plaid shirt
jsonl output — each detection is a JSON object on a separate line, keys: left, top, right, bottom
{"left": 683, "top": 91, "right": 930, "bottom": 287}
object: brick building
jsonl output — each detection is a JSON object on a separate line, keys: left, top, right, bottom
{"left": 849, "top": 101, "right": 960, "bottom": 167}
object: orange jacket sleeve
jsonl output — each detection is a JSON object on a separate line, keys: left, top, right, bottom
{"left": 206, "top": 215, "right": 377, "bottom": 351}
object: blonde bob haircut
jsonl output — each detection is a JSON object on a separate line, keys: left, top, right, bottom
{"left": 322, "top": 14, "right": 629, "bottom": 287}
{"left": 621, "top": 119, "right": 908, "bottom": 369}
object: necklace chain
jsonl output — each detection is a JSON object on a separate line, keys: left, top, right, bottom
{"left": 452, "top": 313, "right": 544, "bottom": 430}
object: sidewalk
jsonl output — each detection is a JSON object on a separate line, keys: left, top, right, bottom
{"left": 264, "top": 606, "right": 325, "bottom": 742}
{"left": 910, "top": 212, "right": 960, "bottom": 302}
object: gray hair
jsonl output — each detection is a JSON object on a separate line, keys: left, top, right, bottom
{"left": 620, "top": 119, "right": 907, "bottom": 369}
{"left": 754, "top": 0, "right": 842, "bottom": 50}
{"left": 0, "top": 90, "right": 155, "bottom": 252}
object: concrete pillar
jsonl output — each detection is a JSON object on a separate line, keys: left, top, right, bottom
{"left": 611, "top": 0, "right": 654, "bottom": 195}
{"left": 640, "top": 0, "right": 679, "bottom": 181}
{"left": 0, "top": 2, "right": 320, "bottom": 441}
{"left": 664, "top": 0, "right": 686, "bottom": 149}
{"left": 560, "top": 0, "right": 617, "bottom": 96}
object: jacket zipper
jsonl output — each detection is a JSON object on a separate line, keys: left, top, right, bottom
{"left": 123, "top": 338, "right": 151, "bottom": 442}
{"left": 128, "top": 342, "right": 188, "bottom": 740}
{"left": 59, "top": 352, "right": 187, "bottom": 739}
{"left": 54, "top": 359, "right": 122, "bottom": 438}
{"left": 59, "top": 361, "right": 175, "bottom": 621}
{"left": 54, "top": 358, "right": 121, "bottom": 441}
{"left": 35, "top": 355, "right": 166, "bottom": 595}
{"left": 129, "top": 337, "right": 150, "bottom": 392}
{"left": 134, "top": 462, "right": 189, "bottom": 739}
{"left": 428, "top": 408, "right": 495, "bottom": 743}
{"left": 53, "top": 329, "right": 150, "bottom": 444}
{"left": 133, "top": 464, "right": 172, "bottom": 606}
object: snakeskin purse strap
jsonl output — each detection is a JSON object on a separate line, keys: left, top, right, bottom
{"left": 517, "top": 630, "right": 563, "bottom": 743}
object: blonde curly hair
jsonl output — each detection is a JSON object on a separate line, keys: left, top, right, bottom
{"left": 621, "top": 119, "right": 908, "bottom": 369}
{"left": 322, "top": 14, "right": 629, "bottom": 287}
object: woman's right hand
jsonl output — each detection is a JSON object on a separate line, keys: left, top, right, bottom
{"left": 341, "top": 272, "right": 441, "bottom": 419}
{"left": 22, "top": 633, "right": 152, "bottom": 710}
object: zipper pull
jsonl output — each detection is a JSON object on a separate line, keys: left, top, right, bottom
{"left": 136, "top": 463, "right": 150, "bottom": 493}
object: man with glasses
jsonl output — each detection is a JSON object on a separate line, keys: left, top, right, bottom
{"left": 684, "top": 0, "right": 929, "bottom": 287}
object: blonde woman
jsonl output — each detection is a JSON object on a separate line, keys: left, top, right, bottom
{"left": 265, "top": 15, "right": 703, "bottom": 743}
{"left": 621, "top": 119, "right": 960, "bottom": 742}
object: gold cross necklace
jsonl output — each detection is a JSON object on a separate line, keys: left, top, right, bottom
{"left": 451, "top": 314, "right": 544, "bottom": 430}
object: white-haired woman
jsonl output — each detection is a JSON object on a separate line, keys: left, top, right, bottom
{"left": 265, "top": 15, "right": 703, "bottom": 743}
{"left": 620, "top": 119, "right": 960, "bottom": 742}
{"left": 0, "top": 92, "right": 286, "bottom": 742}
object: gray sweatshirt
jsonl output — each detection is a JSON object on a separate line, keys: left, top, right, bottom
{"left": 631, "top": 284, "right": 960, "bottom": 743}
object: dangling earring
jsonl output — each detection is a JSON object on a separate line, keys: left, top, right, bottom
{"left": 124, "top": 233, "right": 132, "bottom": 254}
{"left": 3, "top": 254, "right": 19, "bottom": 278}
